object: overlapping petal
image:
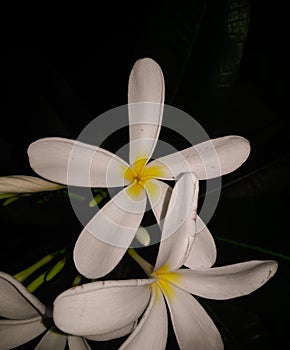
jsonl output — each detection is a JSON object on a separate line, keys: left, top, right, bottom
{"left": 28, "top": 137, "right": 127, "bottom": 187}
{"left": 146, "top": 179, "right": 171, "bottom": 226}
{"left": 0, "top": 272, "right": 45, "bottom": 319}
{"left": 0, "top": 316, "right": 46, "bottom": 350}
{"left": 128, "top": 58, "right": 164, "bottom": 164}
{"left": 154, "top": 173, "right": 198, "bottom": 272}
{"left": 148, "top": 136, "right": 250, "bottom": 180}
{"left": 53, "top": 279, "right": 153, "bottom": 337}
{"left": 120, "top": 286, "right": 168, "bottom": 350}
{"left": 174, "top": 260, "right": 278, "bottom": 300}
{"left": 164, "top": 286, "right": 223, "bottom": 350}
{"left": 34, "top": 329, "right": 67, "bottom": 350}
{"left": 85, "top": 321, "right": 137, "bottom": 342}
{"left": 68, "top": 336, "right": 92, "bottom": 350}
{"left": 184, "top": 216, "right": 217, "bottom": 268}
{"left": 74, "top": 186, "right": 146, "bottom": 278}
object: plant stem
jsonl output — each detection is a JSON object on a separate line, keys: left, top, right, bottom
{"left": 128, "top": 248, "right": 153, "bottom": 275}
{"left": 217, "top": 236, "right": 290, "bottom": 261}
{"left": 45, "top": 257, "right": 66, "bottom": 281}
{"left": 72, "top": 274, "right": 82, "bottom": 287}
{"left": 13, "top": 248, "right": 65, "bottom": 282}
{"left": 26, "top": 272, "right": 46, "bottom": 293}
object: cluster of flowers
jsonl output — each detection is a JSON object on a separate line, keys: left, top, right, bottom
{"left": 0, "top": 59, "right": 277, "bottom": 349}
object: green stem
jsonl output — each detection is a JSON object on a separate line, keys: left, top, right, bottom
{"left": 68, "top": 192, "right": 86, "bottom": 201}
{"left": 14, "top": 254, "right": 53, "bottom": 282}
{"left": 26, "top": 255, "right": 67, "bottom": 293}
{"left": 199, "top": 156, "right": 288, "bottom": 198}
{"left": 72, "top": 274, "right": 82, "bottom": 287}
{"left": 45, "top": 257, "right": 66, "bottom": 282}
{"left": 0, "top": 193, "right": 18, "bottom": 199}
{"left": 13, "top": 248, "right": 65, "bottom": 282}
{"left": 217, "top": 236, "right": 290, "bottom": 261}
{"left": 89, "top": 191, "right": 107, "bottom": 207}
{"left": 128, "top": 248, "right": 153, "bottom": 275}
{"left": 3, "top": 196, "right": 20, "bottom": 206}
{"left": 26, "top": 272, "right": 46, "bottom": 293}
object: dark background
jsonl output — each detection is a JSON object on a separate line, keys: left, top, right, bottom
{"left": 0, "top": 1, "right": 289, "bottom": 349}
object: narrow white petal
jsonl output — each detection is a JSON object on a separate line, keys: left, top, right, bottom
{"left": 184, "top": 216, "right": 217, "bottom": 268}
{"left": 35, "top": 328, "right": 67, "bottom": 350}
{"left": 165, "top": 286, "right": 223, "bottom": 350}
{"left": 53, "top": 279, "right": 153, "bottom": 337}
{"left": 120, "top": 286, "right": 167, "bottom": 350}
{"left": 0, "top": 272, "right": 45, "bottom": 319}
{"left": 146, "top": 179, "right": 171, "bottom": 226}
{"left": 128, "top": 58, "right": 164, "bottom": 164}
{"left": 174, "top": 260, "right": 278, "bottom": 300}
{"left": 149, "top": 136, "right": 250, "bottom": 180}
{"left": 68, "top": 336, "right": 92, "bottom": 350}
{"left": 0, "top": 316, "right": 46, "bottom": 350}
{"left": 160, "top": 173, "right": 198, "bottom": 241}
{"left": 0, "top": 175, "right": 60, "bottom": 194}
{"left": 28, "top": 137, "right": 128, "bottom": 187}
{"left": 85, "top": 321, "right": 137, "bottom": 341}
{"left": 74, "top": 187, "right": 146, "bottom": 278}
{"left": 154, "top": 173, "right": 198, "bottom": 272}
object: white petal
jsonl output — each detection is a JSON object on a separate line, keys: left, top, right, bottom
{"left": 28, "top": 137, "right": 128, "bottom": 187}
{"left": 120, "top": 285, "right": 167, "bottom": 350}
{"left": 0, "top": 316, "right": 46, "bottom": 350}
{"left": 68, "top": 336, "right": 92, "bottom": 350}
{"left": 74, "top": 232, "right": 131, "bottom": 280}
{"left": 149, "top": 136, "right": 250, "bottom": 180}
{"left": 53, "top": 278, "right": 153, "bottom": 337}
{"left": 85, "top": 321, "right": 137, "bottom": 341}
{"left": 154, "top": 173, "right": 198, "bottom": 272}
{"left": 184, "top": 216, "right": 217, "bottom": 268}
{"left": 0, "top": 175, "right": 60, "bottom": 194}
{"left": 145, "top": 179, "right": 171, "bottom": 225}
{"left": 165, "top": 286, "right": 223, "bottom": 350}
{"left": 0, "top": 272, "right": 45, "bottom": 319}
{"left": 128, "top": 58, "right": 164, "bottom": 164}
{"left": 35, "top": 328, "right": 67, "bottom": 350}
{"left": 175, "top": 260, "right": 278, "bottom": 300}
{"left": 74, "top": 187, "right": 146, "bottom": 278}
{"left": 160, "top": 173, "right": 198, "bottom": 241}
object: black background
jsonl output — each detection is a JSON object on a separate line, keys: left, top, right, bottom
{"left": 0, "top": 1, "right": 289, "bottom": 349}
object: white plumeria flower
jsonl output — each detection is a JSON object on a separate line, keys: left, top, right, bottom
{"left": 0, "top": 272, "right": 136, "bottom": 349}
{"left": 53, "top": 173, "right": 277, "bottom": 350}
{"left": 28, "top": 58, "right": 250, "bottom": 279}
{"left": 0, "top": 175, "right": 61, "bottom": 198}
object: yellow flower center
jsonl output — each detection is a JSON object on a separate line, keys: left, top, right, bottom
{"left": 123, "top": 157, "right": 165, "bottom": 198}
{"left": 151, "top": 264, "right": 181, "bottom": 301}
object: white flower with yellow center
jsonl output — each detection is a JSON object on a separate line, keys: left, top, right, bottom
{"left": 52, "top": 174, "right": 277, "bottom": 350}
{"left": 0, "top": 272, "right": 137, "bottom": 349}
{"left": 28, "top": 58, "right": 250, "bottom": 279}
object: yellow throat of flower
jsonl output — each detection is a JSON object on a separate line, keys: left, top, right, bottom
{"left": 123, "top": 157, "right": 165, "bottom": 198}
{"left": 151, "top": 264, "right": 181, "bottom": 301}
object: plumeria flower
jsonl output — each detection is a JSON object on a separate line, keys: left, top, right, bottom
{"left": 53, "top": 173, "right": 277, "bottom": 350}
{"left": 0, "top": 175, "right": 62, "bottom": 200}
{"left": 0, "top": 272, "right": 136, "bottom": 349}
{"left": 28, "top": 58, "right": 250, "bottom": 278}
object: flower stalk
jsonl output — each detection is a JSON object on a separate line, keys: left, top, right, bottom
{"left": 13, "top": 248, "right": 65, "bottom": 282}
{"left": 127, "top": 248, "right": 153, "bottom": 275}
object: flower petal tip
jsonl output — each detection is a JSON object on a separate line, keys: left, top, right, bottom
{"left": 135, "top": 227, "right": 151, "bottom": 246}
